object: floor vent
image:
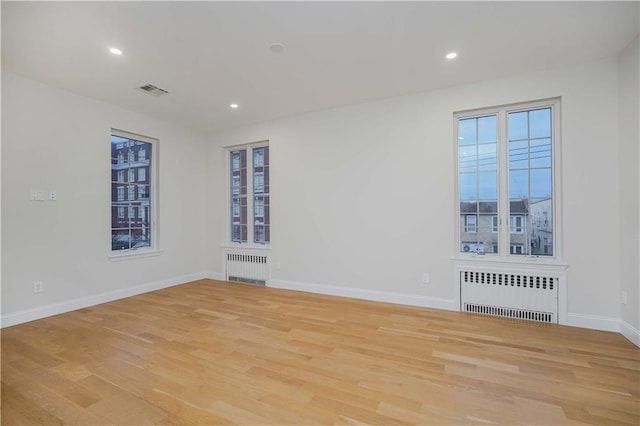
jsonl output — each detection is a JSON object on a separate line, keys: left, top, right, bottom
{"left": 224, "top": 249, "right": 270, "bottom": 285}
{"left": 460, "top": 269, "right": 559, "bottom": 323}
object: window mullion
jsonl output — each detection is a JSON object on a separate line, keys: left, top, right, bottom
{"left": 247, "top": 147, "right": 254, "bottom": 244}
{"left": 497, "top": 109, "right": 510, "bottom": 259}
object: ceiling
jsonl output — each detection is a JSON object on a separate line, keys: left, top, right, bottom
{"left": 2, "top": 1, "right": 638, "bottom": 134}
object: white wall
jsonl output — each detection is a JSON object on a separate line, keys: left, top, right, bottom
{"left": 208, "top": 57, "right": 624, "bottom": 329}
{"left": 1, "top": 72, "right": 208, "bottom": 321}
{"left": 3, "top": 55, "right": 635, "bottom": 339}
{"left": 618, "top": 37, "right": 640, "bottom": 343}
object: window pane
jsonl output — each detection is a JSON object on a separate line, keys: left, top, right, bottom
{"left": 111, "top": 133, "right": 153, "bottom": 252}
{"left": 458, "top": 118, "right": 477, "bottom": 145}
{"left": 478, "top": 143, "right": 496, "bottom": 172}
{"left": 508, "top": 107, "right": 554, "bottom": 256}
{"left": 253, "top": 146, "right": 270, "bottom": 244}
{"left": 530, "top": 168, "right": 552, "bottom": 198}
{"left": 530, "top": 138, "right": 552, "bottom": 168}
{"left": 477, "top": 115, "right": 497, "bottom": 143}
{"left": 458, "top": 145, "right": 477, "bottom": 174}
{"left": 112, "top": 230, "right": 131, "bottom": 251}
{"left": 230, "top": 149, "right": 248, "bottom": 243}
{"left": 530, "top": 198, "right": 553, "bottom": 255}
{"left": 509, "top": 140, "right": 528, "bottom": 170}
{"left": 459, "top": 173, "right": 477, "bottom": 201}
{"left": 508, "top": 111, "right": 528, "bottom": 140}
{"left": 529, "top": 108, "right": 551, "bottom": 139}
{"left": 458, "top": 115, "right": 498, "bottom": 255}
{"left": 478, "top": 172, "right": 497, "bottom": 200}
{"left": 509, "top": 170, "right": 528, "bottom": 200}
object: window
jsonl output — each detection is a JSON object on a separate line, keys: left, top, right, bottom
{"left": 228, "top": 143, "right": 269, "bottom": 244}
{"left": 254, "top": 149, "right": 264, "bottom": 167}
{"left": 254, "top": 172, "right": 264, "bottom": 193}
{"left": 456, "top": 99, "right": 558, "bottom": 258}
{"left": 464, "top": 215, "right": 477, "bottom": 233}
{"left": 232, "top": 175, "right": 240, "bottom": 195}
{"left": 254, "top": 198, "right": 264, "bottom": 218}
{"left": 510, "top": 215, "right": 524, "bottom": 234}
{"left": 111, "top": 130, "right": 156, "bottom": 252}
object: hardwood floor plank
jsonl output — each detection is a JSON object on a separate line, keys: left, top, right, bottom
{"left": 2, "top": 279, "right": 638, "bottom": 425}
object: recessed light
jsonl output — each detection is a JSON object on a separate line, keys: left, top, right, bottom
{"left": 446, "top": 52, "right": 457, "bottom": 60}
{"left": 269, "top": 43, "right": 285, "bottom": 54}
{"left": 109, "top": 47, "right": 123, "bottom": 55}
{"left": 230, "top": 103, "right": 239, "bottom": 109}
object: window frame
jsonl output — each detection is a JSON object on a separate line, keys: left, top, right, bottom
{"left": 225, "top": 141, "right": 270, "bottom": 247}
{"left": 454, "top": 98, "right": 562, "bottom": 263}
{"left": 109, "top": 129, "right": 161, "bottom": 261}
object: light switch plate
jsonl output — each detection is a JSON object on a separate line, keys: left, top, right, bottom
{"left": 29, "top": 189, "right": 45, "bottom": 201}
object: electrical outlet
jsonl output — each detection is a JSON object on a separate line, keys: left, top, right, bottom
{"left": 276, "top": 262, "right": 281, "bottom": 270}
{"left": 621, "top": 291, "right": 628, "bottom": 305}
{"left": 48, "top": 190, "right": 57, "bottom": 201}
{"left": 33, "top": 281, "right": 43, "bottom": 294}
{"left": 422, "top": 273, "right": 429, "bottom": 284}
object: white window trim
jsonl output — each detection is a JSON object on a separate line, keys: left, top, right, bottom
{"left": 109, "top": 128, "right": 160, "bottom": 259}
{"left": 224, "top": 140, "right": 270, "bottom": 248}
{"left": 453, "top": 98, "right": 563, "bottom": 265}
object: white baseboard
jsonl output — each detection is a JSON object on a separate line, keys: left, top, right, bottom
{"left": 204, "top": 271, "right": 225, "bottom": 281}
{"left": 620, "top": 320, "right": 640, "bottom": 348}
{"left": 1, "top": 272, "right": 208, "bottom": 328}
{"left": 269, "top": 279, "right": 457, "bottom": 312}
{"left": 566, "top": 312, "right": 621, "bottom": 333}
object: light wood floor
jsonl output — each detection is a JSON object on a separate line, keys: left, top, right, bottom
{"left": 1, "top": 279, "right": 639, "bottom": 425}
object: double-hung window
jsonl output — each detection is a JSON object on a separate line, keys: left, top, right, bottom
{"left": 456, "top": 99, "right": 559, "bottom": 259}
{"left": 228, "top": 143, "right": 270, "bottom": 244}
{"left": 111, "top": 130, "right": 156, "bottom": 252}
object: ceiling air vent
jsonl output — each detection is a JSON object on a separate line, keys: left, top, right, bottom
{"left": 135, "top": 84, "right": 169, "bottom": 96}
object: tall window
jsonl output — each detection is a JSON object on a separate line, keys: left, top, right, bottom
{"left": 456, "top": 99, "right": 558, "bottom": 258}
{"left": 111, "top": 130, "right": 156, "bottom": 252}
{"left": 229, "top": 143, "right": 270, "bottom": 244}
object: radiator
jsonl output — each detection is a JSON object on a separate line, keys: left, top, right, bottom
{"left": 224, "top": 248, "right": 270, "bottom": 285}
{"left": 460, "top": 269, "right": 559, "bottom": 323}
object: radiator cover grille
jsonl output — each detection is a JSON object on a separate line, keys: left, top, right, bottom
{"left": 460, "top": 269, "right": 559, "bottom": 323}
{"left": 224, "top": 249, "right": 270, "bottom": 285}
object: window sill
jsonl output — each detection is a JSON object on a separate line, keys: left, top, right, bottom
{"left": 109, "top": 249, "right": 164, "bottom": 262}
{"left": 451, "top": 255, "right": 567, "bottom": 272}
{"left": 221, "top": 243, "right": 271, "bottom": 251}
